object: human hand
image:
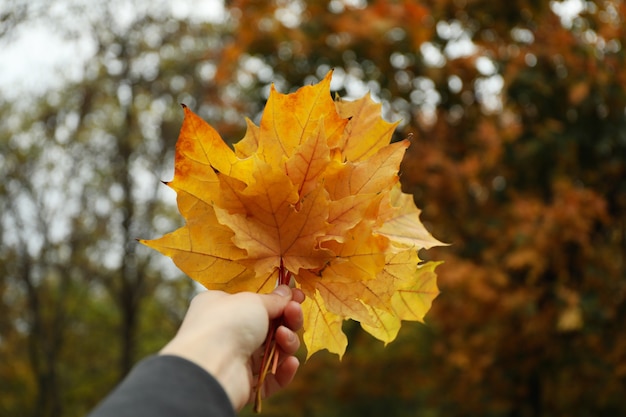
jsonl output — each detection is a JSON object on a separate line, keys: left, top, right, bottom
{"left": 159, "top": 285, "right": 304, "bottom": 411}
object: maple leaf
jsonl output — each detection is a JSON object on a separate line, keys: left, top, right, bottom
{"left": 141, "top": 71, "right": 444, "bottom": 404}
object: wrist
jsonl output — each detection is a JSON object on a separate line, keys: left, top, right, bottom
{"left": 159, "top": 339, "right": 248, "bottom": 410}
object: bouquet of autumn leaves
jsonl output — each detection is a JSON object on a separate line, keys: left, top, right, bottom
{"left": 141, "top": 71, "right": 443, "bottom": 408}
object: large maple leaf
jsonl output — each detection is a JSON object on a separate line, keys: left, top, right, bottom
{"left": 141, "top": 70, "right": 443, "bottom": 375}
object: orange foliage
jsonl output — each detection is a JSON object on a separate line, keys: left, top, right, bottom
{"left": 156, "top": 0, "right": 626, "bottom": 415}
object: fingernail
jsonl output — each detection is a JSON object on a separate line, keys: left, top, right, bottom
{"left": 287, "top": 330, "right": 296, "bottom": 342}
{"left": 274, "top": 285, "right": 290, "bottom": 297}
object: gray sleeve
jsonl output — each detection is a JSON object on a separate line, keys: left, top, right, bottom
{"left": 87, "top": 355, "right": 236, "bottom": 417}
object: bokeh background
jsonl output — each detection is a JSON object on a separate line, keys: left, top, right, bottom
{"left": 1, "top": 0, "right": 624, "bottom": 416}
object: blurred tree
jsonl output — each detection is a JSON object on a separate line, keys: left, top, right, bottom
{"left": 0, "top": 0, "right": 30, "bottom": 39}
{"left": 0, "top": 2, "right": 226, "bottom": 415}
{"left": 1, "top": 0, "right": 624, "bottom": 416}
{"left": 215, "top": 1, "right": 625, "bottom": 416}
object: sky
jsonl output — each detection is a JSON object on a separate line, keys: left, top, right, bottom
{"left": 0, "top": 25, "right": 94, "bottom": 99}
{"left": 0, "top": 0, "right": 585, "bottom": 102}
{"left": 0, "top": 0, "right": 226, "bottom": 101}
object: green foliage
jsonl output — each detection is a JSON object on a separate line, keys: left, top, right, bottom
{"left": 1, "top": 0, "right": 624, "bottom": 416}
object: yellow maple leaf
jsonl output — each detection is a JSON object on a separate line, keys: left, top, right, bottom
{"left": 141, "top": 71, "right": 444, "bottom": 361}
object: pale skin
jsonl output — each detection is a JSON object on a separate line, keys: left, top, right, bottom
{"left": 159, "top": 285, "right": 305, "bottom": 411}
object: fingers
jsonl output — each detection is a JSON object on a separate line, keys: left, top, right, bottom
{"left": 282, "top": 300, "right": 304, "bottom": 333}
{"left": 291, "top": 287, "right": 305, "bottom": 303}
{"left": 275, "top": 292, "right": 303, "bottom": 355}
{"left": 261, "top": 285, "right": 293, "bottom": 319}
{"left": 258, "top": 355, "right": 300, "bottom": 400}
{"left": 275, "top": 325, "right": 300, "bottom": 355}
{"left": 261, "top": 285, "right": 306, "bottom": 321}
{"left": 273, "top": 355, "right": 300, "bottom": 389}
{"left": 258, "top": 286, "right": 304, "bottom": 357}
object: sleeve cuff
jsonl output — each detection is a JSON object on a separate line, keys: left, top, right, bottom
{"left": 88, "top": 355, "right": 236, "bottom": 417}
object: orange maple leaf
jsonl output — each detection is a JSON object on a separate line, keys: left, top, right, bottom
{"left": 141, "top": 70, "right": 443, "bottom": 389}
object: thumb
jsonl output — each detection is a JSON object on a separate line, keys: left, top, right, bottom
{"left": 261, "top": 285, "right": 293, "bottom": 319}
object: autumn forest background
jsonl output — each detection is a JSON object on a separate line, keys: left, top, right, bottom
{"left": 1, "top": 0, "right": 625, "bottom": 416}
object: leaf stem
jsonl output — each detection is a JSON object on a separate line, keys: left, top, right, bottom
{"left": 254, "top": 259, "right": 290, "bottom": 413}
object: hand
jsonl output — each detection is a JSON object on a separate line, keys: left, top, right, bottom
{"left": 159, "top": 285, "right": 304, "bottom": 411}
